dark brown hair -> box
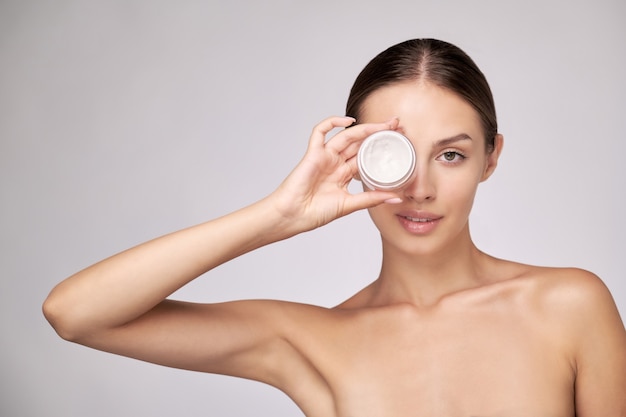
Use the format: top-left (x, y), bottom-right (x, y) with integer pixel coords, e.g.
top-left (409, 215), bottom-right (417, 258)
top-left (346, 39), bottom-right (497, 152)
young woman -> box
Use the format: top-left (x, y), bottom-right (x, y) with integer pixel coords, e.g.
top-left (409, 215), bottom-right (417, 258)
top-left (43, 39), bottom-right (626, 417)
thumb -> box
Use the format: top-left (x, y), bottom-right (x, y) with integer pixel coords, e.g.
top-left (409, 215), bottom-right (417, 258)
top-left (342, 191), bottom-right (403, 215)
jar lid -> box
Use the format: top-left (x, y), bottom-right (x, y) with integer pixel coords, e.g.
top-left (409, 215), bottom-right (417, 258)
top-left (357, 130), bottom-right (416, 190)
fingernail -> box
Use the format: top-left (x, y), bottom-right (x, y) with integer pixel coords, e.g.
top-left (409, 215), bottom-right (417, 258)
top-left (384, 197), bottom-right (403, 204)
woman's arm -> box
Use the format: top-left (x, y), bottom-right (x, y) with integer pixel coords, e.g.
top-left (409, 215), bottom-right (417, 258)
top-left (569, 270), bottom-right (626, 416)
top-left (42, 116), bottom-right (401, 382)
top-left (43, 198), bottom-right (295, 342)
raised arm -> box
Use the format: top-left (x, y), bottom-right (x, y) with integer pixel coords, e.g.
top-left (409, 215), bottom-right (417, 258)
top-left (42, 116), bottom-right (401, 382)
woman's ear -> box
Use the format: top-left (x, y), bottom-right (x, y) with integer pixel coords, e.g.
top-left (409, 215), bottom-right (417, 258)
top-left (481, 134), bottom-right (504, 182)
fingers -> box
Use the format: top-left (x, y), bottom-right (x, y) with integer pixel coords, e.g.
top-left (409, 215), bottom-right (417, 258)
top-left (308, 116), bottom-right (356, 149)
top-left (308, 116), bottom-right (399, 154)
top-left (334, 118), bottom-right (400, 166)
top-left (337, 137), bottom-right (363, 161)
top-left (342, 190), bottom-right (403, 215)
top-left (323, 117), bottom-right (400, 156)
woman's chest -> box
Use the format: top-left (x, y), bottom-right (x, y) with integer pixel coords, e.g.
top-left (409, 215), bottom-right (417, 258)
top-left (307, 305), bottom-right (575, 417)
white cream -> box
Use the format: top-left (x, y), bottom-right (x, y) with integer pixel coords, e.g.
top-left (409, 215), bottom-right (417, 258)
top-left (357, 130), bottom-right (416, 190)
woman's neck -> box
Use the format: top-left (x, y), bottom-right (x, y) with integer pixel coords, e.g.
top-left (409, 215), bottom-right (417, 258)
top-left (370, 232), bottom-right (495, 308)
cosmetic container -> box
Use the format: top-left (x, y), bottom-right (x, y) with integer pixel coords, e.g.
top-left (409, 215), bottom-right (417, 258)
top-left (357, 130), bottom-right (416, 190)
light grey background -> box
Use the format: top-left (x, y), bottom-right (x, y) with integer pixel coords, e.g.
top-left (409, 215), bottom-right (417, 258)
top-left (1, 1), bottom-right (624, 416)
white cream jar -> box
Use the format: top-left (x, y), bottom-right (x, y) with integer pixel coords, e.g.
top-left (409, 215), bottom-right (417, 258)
top-left (357, 130), bottom-right (416, 190)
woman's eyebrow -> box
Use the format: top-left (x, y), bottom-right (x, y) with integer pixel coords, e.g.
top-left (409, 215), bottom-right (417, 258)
top-left (433, 133), bottom-right (472, 148)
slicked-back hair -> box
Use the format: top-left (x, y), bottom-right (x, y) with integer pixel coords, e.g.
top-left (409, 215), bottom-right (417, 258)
top-left (346, 39), bottom-right (497, 152)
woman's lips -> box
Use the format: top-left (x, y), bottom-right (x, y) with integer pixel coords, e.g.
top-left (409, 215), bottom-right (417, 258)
top-left (396, 211), bottom-right (442, 235)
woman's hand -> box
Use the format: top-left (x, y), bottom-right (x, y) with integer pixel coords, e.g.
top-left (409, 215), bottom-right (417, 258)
top-left (41, 116), bottom-right (405, 387)
top-left (42, 117), bottom-right (402, 345)
top-left (268, 116), bottom-right (402, 233)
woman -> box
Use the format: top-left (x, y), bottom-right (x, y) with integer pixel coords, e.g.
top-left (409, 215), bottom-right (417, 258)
top-left (43, 39), bottom-right (626, 416)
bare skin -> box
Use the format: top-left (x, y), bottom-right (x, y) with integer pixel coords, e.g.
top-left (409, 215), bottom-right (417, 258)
top-left (43, 82), bottom-right (626, 417)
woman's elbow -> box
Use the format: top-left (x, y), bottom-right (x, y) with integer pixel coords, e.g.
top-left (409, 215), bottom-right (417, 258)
top-left (42, 287), bottom-right (87, 342)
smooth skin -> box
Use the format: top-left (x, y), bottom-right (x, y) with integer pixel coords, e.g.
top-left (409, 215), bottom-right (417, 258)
top-left (43, 81), bottom-right (626, 417)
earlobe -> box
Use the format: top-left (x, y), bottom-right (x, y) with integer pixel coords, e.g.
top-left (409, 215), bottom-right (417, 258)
top-left (481, 134), bottom-right (504, 182)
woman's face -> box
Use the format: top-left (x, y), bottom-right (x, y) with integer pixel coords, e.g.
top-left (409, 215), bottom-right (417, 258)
top-left (359, 81), bottom-right (501, 256)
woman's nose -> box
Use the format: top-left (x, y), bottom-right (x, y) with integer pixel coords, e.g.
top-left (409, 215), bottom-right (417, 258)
top-left (403, 167), bottom-right (435, 202)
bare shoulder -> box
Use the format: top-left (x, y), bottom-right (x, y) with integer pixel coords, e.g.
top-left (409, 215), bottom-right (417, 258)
top-left (532, 264), bottom-right (625, 337)
top-left (514, 264), bottom-right (620, 319)
top-left (524, 263), bottom-right (626, 414)
top-left (480, 261), bottom-right (626, 414)
top-left (495, 262), bottom-right (622, 330)
top-left (513, 265), bottom-right (626, 415)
